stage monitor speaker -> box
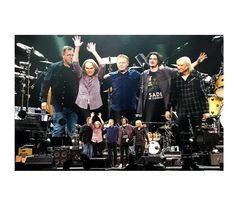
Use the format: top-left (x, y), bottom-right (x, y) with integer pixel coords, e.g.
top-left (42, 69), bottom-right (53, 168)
top-left (81, 156), bottom-right (109, 170)
top-left (136, 155), bottom-right (165, 170)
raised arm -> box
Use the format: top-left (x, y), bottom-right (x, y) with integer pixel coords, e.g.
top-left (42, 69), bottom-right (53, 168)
top-left (72, 35), bottom-right (83, 62)
top-left (192, 52), bottom-right (207, 68)
top-left (88, 112), bottom-right (95, 129)
top-left (72, 36), bottom-right (84, 77)
top-left (97, 112), bottom-right (104, 125)
top-left (86, 42), bottom-right (103, 65)
top-left (103, 73), bottom-right (111, 80)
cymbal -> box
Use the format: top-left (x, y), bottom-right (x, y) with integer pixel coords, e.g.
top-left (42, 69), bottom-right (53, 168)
top-left (40, 60), bottom-right (53, 64)
top-left (16, 42), bottom-right (45, 58)
top-left (15, 72), bottom-right (35, 80)
top-left (15, 64), bottom-right (23, 70)
top-left (159, 124), bottom-right (171, 130)
top-left (102, 57), bottom-right (117, 64)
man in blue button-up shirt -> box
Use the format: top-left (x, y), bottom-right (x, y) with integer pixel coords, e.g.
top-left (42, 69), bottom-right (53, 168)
top-left (104, 54), bottom-right (140, 124)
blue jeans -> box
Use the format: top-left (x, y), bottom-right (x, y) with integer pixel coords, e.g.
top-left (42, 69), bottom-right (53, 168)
top-left (52, 106), bottom-right (78, 138)
top-left (82, 142), bottom-right (93, 158)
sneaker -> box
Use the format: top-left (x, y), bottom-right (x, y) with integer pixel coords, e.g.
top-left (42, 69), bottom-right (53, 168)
top-left (118, 164), bottom-right (122, 169)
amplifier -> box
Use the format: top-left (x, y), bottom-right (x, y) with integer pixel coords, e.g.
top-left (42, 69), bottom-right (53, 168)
top-left (15, 118), bottom-right (46, 131)
top-left (15, 154), bottom-right (53, 170)
top-left (25, 154), bottom-right (53, 165)
top-left (18, 147), bottom-right (33, 156)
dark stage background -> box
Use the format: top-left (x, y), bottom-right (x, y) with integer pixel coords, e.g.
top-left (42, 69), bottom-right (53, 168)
top-left (14, 35), bottom-right (223, 114)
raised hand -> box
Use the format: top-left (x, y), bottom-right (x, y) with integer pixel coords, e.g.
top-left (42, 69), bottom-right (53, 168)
top-left (165, 111), bottom-right (171, 121)
top-left (86, 42), bottom-right (96, 53)
top-left (72, 35), bottom-right (83, 47)
top-left (90, 112), bottom-right (95, 117)
top-left (98, 112), bottom-right (102, 118)
top-left (198, 52), bottom-right (207, 63)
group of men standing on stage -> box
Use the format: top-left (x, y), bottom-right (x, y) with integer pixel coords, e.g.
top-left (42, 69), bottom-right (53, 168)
top-left (39, 35), bottom-right (209, 168)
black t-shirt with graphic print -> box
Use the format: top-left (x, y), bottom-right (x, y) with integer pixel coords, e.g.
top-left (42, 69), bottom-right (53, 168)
top-left (144, 71), bottom-right (166, 123)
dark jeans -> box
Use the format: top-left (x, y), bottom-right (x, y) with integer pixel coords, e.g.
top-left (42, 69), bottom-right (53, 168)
top-left (135, 144), bottom-right (145, 162)
top-left (52, 106), bottom-right (78, 138)
top-left (120, 142), bottom-right (129, 166)
top-left (177, 115), bottom-right (202, 170)
top-left (177, 115), bottom-right (202, 151)
top-left (82, 142), bottom-right (93, 158)
top-left (107, 142), bottom-right (117, 167)
top-left (92, 142), bottom-right (103, 157)
top-left (112, 109), bottom-right (136, 124)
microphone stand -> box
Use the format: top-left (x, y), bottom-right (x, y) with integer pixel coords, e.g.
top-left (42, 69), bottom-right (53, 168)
top-left (107, 57), bottom-right (113, 119)
top-left (135, 53), bottom-right (149, 120)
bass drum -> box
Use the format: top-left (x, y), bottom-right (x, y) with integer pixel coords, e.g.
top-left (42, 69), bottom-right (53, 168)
top-left (215, 74), bottom-right (224, 99)
top-left (208, 95), bottom-right (223, 116)
top-left (148, 141), bottom-right (161, 155)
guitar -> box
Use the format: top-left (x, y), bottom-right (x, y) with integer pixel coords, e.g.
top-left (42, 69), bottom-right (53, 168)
top-left (46, 87), bottom-right (53, 117)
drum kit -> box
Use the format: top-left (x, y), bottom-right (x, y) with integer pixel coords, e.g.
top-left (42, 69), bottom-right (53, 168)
top-left (146, 131), bottom-right (161, 154)
top-left (206, 66), bottom-right (224, 131)
top-left (144, 123), bottom-right (176, 155)
top-left (15, 42), bottom-right (53, 119)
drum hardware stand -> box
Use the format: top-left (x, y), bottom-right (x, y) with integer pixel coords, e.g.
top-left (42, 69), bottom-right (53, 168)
top-left (29, 59), bottom-right (49, 90)
top-left (161, 123), bottom-right (175, 154)
top-left (16, 43), bottom-right (45, 119)
top-left (18, 58), bottom-right (34, 119)
top-left (216, 103), bottom-right (224, 138)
